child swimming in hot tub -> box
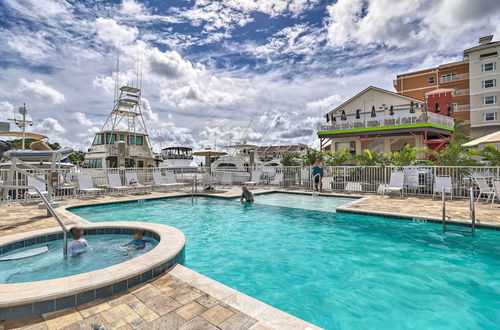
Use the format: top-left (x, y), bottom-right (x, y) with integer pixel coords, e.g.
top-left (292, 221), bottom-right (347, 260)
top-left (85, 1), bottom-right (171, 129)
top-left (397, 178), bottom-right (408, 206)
top-left (67, 226), bottom-right (89, 257)
top-left (124, 229), bottom-right (148, 250)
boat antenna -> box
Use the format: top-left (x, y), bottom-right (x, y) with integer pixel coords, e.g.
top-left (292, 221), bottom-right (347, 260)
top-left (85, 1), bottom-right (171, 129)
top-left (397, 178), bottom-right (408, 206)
top-left (114, 40), bottom-right (120, 102)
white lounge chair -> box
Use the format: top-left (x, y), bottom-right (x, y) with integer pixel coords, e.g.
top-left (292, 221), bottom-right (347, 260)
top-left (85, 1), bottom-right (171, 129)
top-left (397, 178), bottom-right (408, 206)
top-left (269, 173), bottom-right (284, 187)
top-left (125, 171), bottom-right (151, 192)
top-left (220, 172), bottom-right (233, 186)
top-left (164, 171), bottom-right (188, 191)
top-left (107, 173), bottom-right (133, 195)
top-left (77, 173), bottom-right (105, 197)
top-left (26, 175), bottom-right (48, 202)
top-left (202, 172), bottom-right (218, 190)
top-left (152, 171), bottom-right (171, 191)
top-left (345, 182), bottom-right (362, 192)
top-left (244, 171), bottom-right (263, 187)
top-left (433, 176), bottom-right (453, 200)
top-left (474, 178), bottom-right (495, 203)
top-left (491, 180), bottom-right (500, 206)
top-left (383, 172), bottom-right (405, 197)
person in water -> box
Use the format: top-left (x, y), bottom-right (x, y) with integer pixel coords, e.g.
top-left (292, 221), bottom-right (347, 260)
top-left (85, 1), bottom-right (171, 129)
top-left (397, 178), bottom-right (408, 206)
top-left (67, 226), bottom-right (88, 257)
top-left (312, 158), bottom-right (324, 192)
top-left (240, 185), bottom-right (254, 203)
top-left (125, 229), bottom-right (148, 250)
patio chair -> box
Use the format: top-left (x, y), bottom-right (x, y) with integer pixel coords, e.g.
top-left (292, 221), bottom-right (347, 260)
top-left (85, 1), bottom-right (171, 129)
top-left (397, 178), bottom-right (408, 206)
top-left (345, 182), bottom-right (362, 193)
top-left (125, 171), bottom-right (152, 193)
top-left (164, 171), bottom-right (188, 191)
top-left (77, 173), bottom-right (105, 198)
top-left (26, 175), bottom-right (48, 202)
top-left (152, 171), bottom-right (171, 191)
top-left (220, 172), bottom-right (233, 186)
top-left (491, 180), bottom-right (500, 207)
top-left (107, 173), bottom-right (133, 195)
top-left (244, 171), bottom-right (263, 187)
top-left (269, 173), bottom-right (284, 187)
top-left (433, 176), bottom-right (453, 200)
top-left (474, 178), bottom-right (495, 203)
top-left (202, 172), bottom-right (218, 189)
top-left (383, 172), bottom-right (405, 197)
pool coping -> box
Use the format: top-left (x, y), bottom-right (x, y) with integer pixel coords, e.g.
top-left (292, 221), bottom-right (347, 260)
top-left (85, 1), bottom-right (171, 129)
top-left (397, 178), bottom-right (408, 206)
top-left (0, 222), bottom-right (185, 319)
top-left (169, 264), bottom-right (322, 330)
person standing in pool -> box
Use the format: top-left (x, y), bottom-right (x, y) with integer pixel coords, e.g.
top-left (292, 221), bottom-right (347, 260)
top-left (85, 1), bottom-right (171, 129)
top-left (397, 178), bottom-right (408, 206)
top-left (312, 158), bottom-right (324, 192)
top-left (124, 229), bottom-right (148, 250)
top-left (240, 186), bottom-right (254, 203)
top-left (67, 226), bottom-right (89, 257)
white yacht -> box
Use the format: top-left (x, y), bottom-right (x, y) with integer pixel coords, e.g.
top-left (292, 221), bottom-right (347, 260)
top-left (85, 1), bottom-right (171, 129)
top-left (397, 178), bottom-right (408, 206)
top-left (211, 143), bottom-right (261, 183)
top-left (83, 86), bottom-right (156, 169)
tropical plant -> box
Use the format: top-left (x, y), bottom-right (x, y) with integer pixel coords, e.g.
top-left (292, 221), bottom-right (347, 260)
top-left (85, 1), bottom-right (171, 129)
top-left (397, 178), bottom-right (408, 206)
top-left (68, 151), bottom-right (86, 166)
top-left (323, 148), bottom-right (353, 166)
top-left (469, 144), bottom-right (500, 166)
top-left (431, 122), bottom-right (477, 166)
top-left (355, 149), bottom-right (388, 166)
top-left (301, 148), bottom-right (324, 166)
top-left (281, 152), bottom-right (302, 166)
top-left (389, 145), bottom-right (430, 166)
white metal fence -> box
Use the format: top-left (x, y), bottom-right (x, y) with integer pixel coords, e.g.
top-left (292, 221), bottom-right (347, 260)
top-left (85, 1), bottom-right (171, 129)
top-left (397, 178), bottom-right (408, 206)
top-left (1, 165), bottom-right (499, 201)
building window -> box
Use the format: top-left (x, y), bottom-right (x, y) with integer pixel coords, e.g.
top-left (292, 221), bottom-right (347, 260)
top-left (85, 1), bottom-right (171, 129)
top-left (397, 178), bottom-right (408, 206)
top-left (482, 62), bottom-right (496, 72)
top-left (440, 73), bottom-right (457, 83)
top-left (483, 112), bottom-right (497, 122)
top-left (452, 103), bottom-right (458, 111)
top-left (480, 52), bottom-right (498, 59)
top-left (428, 76), bottom-right (435, 84)
top-left (483, 96), bottom-right (497, 104)
top-left (483, 79), bottom-right (496, 88)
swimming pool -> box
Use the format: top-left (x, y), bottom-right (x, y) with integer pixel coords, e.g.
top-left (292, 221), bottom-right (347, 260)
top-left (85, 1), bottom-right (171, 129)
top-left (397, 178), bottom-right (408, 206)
top-left (0, 234), bottom-right (157, 284)
top-left (247, 192), bottom-right (355, 212)
top-left (71, 195), bottom-right (500, 330)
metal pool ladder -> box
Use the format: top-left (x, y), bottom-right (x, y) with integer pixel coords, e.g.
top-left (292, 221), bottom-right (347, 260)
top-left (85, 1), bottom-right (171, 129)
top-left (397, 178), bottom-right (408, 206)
top-left (0, 184), bottom-right (69, 257)
top-left (442, 187), bottom-right (476, 235)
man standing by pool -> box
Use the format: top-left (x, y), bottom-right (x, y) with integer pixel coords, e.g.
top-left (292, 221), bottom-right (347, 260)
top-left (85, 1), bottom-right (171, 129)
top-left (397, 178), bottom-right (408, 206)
top-left (240, 186), bottom-right (254, 203)
top-left (312, 158), bottom-right (324, 192)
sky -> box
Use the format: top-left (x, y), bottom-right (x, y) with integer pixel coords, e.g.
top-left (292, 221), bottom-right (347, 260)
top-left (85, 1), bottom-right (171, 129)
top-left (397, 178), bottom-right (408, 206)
top-left (0, 0), bottom-right (499, 153)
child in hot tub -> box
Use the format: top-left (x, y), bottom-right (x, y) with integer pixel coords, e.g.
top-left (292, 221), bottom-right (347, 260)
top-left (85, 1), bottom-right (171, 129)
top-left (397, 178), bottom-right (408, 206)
top-left (67, 226), bottom-right (89, 257)
top-left (124, 229), bottom-right (148, 250)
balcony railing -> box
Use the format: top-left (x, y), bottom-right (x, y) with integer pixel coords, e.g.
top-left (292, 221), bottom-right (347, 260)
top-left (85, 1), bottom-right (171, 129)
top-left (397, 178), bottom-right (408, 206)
top-left (440, 73), bottom-right (469, 83)
top-left (318, 112), bottom-right (454, 133)
top-left (455, 88), bottom-right (470, 96)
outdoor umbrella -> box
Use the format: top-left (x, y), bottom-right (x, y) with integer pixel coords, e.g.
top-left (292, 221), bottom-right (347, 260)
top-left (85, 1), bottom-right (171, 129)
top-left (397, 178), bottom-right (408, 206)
top-left (371, 106), bottom-right (376, 117)
top-left (462, 131), bottom-right (500, 147)
top-left (193, 149), bottom-right (227, 172)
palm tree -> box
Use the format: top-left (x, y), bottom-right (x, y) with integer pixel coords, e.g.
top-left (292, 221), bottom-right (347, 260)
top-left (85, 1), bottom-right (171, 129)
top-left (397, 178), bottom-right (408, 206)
top-left (324, 148), bottom-right (353, 166)
top-left (355, 149), bottom-right (388, 166)
top-left (469, 144), bottom-right (500, 166)
top-left (302, 148), bottom-right (324, 166)
top-left (389, 145), bottom-right (430, 166)
top-left (281, 152), bottom-right (302, 166)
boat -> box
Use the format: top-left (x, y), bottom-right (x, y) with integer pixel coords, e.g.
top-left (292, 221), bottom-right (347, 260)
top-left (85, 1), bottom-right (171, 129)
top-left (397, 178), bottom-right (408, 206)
top-left (211, 143), bottom-right (262, 183)
top-left (159, 146), bottom-right (198, 169)
top-left (83, 86), bottom-right (156, 169)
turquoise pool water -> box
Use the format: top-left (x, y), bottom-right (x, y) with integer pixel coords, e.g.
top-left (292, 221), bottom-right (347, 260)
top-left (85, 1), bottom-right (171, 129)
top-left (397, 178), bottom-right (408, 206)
top-left (251, 192), bottom-right (354, 212)
top-left (71, 196), bottom-right (500, 330)
top-left (0, 235), bottom-right (156, 284)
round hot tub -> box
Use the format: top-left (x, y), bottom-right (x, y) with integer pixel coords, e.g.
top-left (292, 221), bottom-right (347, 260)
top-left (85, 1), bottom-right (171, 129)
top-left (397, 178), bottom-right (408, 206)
top-left (0, 222), bottom-right (185, 321)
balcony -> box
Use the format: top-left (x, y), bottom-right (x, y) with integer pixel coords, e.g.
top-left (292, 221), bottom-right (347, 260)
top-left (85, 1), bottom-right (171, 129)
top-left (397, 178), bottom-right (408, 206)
top-left (455, 104), bottom-right (470, 111)
top-left (440, 73), bottom-right (469, 83)
top-left (455, 88), bottom-right (470, 96)
top-left (317, 112), bottom-right (455, 135)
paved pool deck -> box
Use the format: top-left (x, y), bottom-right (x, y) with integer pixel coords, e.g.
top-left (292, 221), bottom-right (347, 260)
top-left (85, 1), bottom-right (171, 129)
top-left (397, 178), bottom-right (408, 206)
top-left (1, 187), bottom-right (499, 329)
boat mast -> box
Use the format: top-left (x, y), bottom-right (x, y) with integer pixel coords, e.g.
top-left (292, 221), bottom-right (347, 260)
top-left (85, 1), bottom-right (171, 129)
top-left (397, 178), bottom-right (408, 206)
top-left (7, 103), bottom-right (32, 150)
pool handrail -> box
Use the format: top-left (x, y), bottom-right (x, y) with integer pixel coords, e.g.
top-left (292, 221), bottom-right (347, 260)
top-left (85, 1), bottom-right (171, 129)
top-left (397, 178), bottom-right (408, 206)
top-left (0, 184), bottom-right (68, 257)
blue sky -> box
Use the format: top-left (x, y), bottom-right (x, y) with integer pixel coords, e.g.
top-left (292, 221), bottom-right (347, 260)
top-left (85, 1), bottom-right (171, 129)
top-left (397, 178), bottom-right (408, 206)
top-left (0, 0), bottom-right (499, 151)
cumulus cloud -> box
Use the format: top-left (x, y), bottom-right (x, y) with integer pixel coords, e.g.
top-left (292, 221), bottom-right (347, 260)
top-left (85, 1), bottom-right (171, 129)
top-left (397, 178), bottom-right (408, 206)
top-left (34, 117), bottom-right (66, 134)
top-left (17, 79), bottom-right (65, 104)
top-left (94, 18), bottom-right (139, 45)
top-left (73, 112), bottom-right (93, 126)
top-left (325, 0), bottom-right (500, 50)
top-left (0, 101), bottom-right (14, 120)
